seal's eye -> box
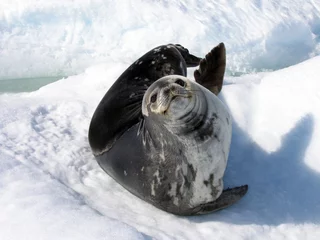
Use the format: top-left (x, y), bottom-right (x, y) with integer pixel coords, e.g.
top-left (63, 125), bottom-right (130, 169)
top-left (175, 79), bottom-right (186, 87)
top-left (150, 93), bottom-right (157, 103)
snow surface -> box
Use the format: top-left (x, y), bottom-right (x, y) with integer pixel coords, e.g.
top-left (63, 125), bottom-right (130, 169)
top-left (1, 0), bottom-right (320, 79)
top-left (1, 0), bottom-right (320, 239)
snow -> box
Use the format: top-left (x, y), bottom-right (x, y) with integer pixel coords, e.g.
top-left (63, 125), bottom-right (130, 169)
top-left (1, 0), bottom-right (320, 79)
top-left (1, 0), bottom-right (320, 239)
top-left (0, 153), bottom-right (145, 240)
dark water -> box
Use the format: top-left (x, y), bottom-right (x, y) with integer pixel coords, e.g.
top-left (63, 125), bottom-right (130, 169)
top-left (0, 76), bottom-right (64, 93)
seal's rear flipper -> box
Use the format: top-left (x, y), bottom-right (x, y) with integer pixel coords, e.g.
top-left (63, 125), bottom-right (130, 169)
top-left (190, 185), bottom-right (248, 215)
top-left (194, 42), bottom-right (226, 95)
top-left (174, 44), bottom-right (202, 67)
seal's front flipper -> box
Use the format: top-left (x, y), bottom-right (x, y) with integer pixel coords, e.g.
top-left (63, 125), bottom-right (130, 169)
top-left (174, 44), bottom-right (202, 67)
top-left (191, 185), bottom-right (248, 215)
top-left (194, 42), bottom-right (226, 95)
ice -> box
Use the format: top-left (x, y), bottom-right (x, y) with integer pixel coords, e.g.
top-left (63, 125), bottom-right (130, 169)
top-left (1, 55), bottom-right (320, 239)
top-left (1, 0), bottom-right (320, 239)
top-left (1, 0), bottom-right (320, 80)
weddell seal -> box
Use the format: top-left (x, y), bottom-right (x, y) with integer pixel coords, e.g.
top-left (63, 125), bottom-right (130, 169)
top-left (88, 43), bottom-right (248, 215)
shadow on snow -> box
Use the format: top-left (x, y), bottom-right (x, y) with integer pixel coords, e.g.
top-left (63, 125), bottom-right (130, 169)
top-left (190, 113), bottom-right (319, 225)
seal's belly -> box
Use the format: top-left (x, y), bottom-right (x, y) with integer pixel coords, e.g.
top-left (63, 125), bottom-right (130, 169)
top-left (184, 93), bottom-right (232, 206)
top-left (187, 136), bottom-right (230, 206)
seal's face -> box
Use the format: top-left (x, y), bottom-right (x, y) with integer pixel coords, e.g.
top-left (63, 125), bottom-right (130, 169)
top-left (142, 76), bottom-right (208, 133)
top-left (142, 76), bottom-right (191, 116)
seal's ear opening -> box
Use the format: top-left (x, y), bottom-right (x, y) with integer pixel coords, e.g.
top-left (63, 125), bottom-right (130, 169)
top-left (194, 42), bottom-right (226, 96)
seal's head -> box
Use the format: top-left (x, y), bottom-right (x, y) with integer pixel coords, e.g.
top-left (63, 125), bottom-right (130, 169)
top-left (142, 75), bottom-right (208, 134)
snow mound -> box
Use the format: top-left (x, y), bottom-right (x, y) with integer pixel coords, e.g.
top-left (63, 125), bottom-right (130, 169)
top-left (0, 0), bottom-right (319, 79)
top-left (1, 55), bottom-right (320, 239)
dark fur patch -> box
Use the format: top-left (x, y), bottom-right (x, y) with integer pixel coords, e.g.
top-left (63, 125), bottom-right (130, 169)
top-left (184, 175), bottom-right (191, 189)
top-left (176, 183), bottom-right (182, 197)
top-left (188, 164), bottom-right (197, 180)
top-left (214, 134), bottom-right (220, 142)
top-left (209, 174), bottom-right (214, 184)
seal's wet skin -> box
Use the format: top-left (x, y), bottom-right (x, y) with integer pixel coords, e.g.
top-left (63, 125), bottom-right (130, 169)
top-left (88, 43), bottom-right (248, 215)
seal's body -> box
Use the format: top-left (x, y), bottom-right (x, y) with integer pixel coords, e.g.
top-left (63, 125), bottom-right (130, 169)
top-left (89, 43), bottom-right (248, 215)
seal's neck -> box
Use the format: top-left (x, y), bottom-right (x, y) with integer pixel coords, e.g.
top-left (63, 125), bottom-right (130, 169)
top-left (164, 92), bottom-right (209, 137)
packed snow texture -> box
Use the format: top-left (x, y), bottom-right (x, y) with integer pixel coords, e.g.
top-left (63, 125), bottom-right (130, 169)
top-left (0, 0), bottom-right (320, 79)
top-left (1, 0), bottom-right (320, 240)
top-left (0, 153), bottom-right (145, 240)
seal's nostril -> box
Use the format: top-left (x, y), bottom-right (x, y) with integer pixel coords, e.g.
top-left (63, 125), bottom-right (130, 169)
top-left (164, 88), bottom-right (171, 95)
top-left (170, 85), bottom-right (177, 92)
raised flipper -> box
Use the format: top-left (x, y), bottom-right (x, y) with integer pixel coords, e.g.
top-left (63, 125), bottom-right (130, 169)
top-left (174, 44), bottom-right (202, 67)
top-left (188, 185), bottom-right (248, 215)
top-left (194, 43), bottom-right (226, 95)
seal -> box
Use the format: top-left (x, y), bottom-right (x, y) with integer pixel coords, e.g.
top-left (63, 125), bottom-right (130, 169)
top-left (88, 43), bottom-right (248, 215)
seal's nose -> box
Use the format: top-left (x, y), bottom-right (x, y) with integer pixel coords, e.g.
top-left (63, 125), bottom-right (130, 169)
top-left (163, 87), bottom-right (171, 96)
top-left (170, 84), bottom-right (190, 97)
